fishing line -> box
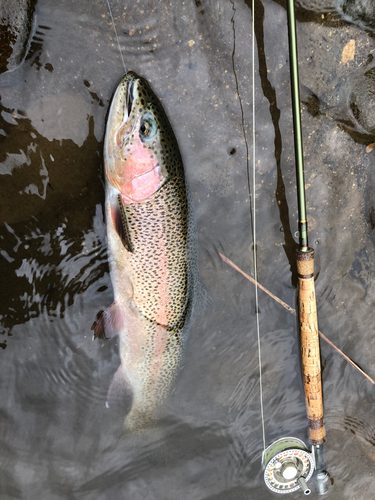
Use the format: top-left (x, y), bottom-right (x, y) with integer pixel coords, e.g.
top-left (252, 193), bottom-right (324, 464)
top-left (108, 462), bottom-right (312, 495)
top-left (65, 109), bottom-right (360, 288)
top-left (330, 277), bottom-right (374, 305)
top-left (230, 0), bottom-right (265, 452)
top-left (105, 0), bottom-right (127, 74)
top-left (251, 0), bottom-right (266, 454)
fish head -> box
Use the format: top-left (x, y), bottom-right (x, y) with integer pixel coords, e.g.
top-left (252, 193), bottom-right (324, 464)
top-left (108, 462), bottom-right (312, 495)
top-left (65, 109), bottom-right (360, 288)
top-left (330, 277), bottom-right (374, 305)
top-left (104, 71), bottom-right (180, 204)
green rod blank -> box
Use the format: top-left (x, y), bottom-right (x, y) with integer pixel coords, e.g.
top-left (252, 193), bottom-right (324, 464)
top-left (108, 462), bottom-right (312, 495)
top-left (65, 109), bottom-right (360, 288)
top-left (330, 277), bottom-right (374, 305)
top-left (286, 0), bottom-right (308, 250)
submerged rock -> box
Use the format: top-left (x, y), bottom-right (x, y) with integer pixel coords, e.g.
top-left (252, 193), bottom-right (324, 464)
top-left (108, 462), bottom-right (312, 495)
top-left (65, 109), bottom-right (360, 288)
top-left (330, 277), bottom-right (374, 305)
top-left (296, 0), bottom-right (375, 31)
top-left (302, 59), bottom-right (375, 143)
top-left (296, 0), bottom-right (337, 12)
top-left (341, 0), bottom-right (375, 31)
top-left (0, 0), bottom-right (37, 73)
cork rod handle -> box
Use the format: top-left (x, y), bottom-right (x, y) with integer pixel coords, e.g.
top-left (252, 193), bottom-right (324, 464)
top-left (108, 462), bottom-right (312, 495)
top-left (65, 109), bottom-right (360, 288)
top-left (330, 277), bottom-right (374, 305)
top-left (296, 248), bottom-right (326, 445)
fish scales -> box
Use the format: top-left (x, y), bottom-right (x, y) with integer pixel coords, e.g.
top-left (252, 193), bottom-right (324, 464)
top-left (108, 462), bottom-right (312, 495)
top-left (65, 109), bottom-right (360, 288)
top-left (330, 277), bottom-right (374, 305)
top-left (125, 176), bottom-right (190, 327)
top-left (95, 71), bottom-right (206, 432)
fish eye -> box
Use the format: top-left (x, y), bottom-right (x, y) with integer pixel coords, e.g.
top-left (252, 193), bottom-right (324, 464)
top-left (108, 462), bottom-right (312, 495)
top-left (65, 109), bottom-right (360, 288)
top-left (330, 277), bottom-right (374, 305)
top-left (140, 121), bottom-right (150, 136)
top-left (139, 116), bottom-right (156, 139)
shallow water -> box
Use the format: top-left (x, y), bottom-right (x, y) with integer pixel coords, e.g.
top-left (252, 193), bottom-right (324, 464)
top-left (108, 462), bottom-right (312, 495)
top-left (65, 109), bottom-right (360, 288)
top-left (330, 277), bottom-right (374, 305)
top-left (1, 0), bottom-right (375, 498)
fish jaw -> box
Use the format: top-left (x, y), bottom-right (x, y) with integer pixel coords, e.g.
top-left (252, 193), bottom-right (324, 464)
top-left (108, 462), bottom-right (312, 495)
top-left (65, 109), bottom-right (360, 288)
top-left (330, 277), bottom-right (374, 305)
top-left (104, 72), bottom-right (168, 204)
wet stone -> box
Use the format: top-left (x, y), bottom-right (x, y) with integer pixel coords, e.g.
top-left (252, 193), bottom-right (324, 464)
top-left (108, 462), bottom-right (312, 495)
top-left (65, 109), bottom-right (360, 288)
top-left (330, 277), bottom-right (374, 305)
top-left (0, 0), bottom-right (36, 73)
top-left (341, 0), bottom-right (375, 31)
top-left (309, 61), bottom-right (375, 143)
top-left (295, 0), bottom-right (375, 31)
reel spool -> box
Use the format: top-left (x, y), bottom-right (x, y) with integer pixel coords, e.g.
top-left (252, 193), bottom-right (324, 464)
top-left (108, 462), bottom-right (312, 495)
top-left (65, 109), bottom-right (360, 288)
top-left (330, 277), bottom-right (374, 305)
top-left (262, 437), bottom-right (315, 495)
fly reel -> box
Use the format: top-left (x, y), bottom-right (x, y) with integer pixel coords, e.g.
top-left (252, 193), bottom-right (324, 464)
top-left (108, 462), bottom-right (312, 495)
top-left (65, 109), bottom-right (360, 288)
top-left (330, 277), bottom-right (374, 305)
top-left (262, 437), bottom-right (315, 495)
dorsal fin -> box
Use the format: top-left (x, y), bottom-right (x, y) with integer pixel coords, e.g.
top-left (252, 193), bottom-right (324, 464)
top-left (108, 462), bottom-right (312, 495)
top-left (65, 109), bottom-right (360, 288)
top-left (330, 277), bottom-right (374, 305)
top-left (111, 194), bottom-right (134, 252)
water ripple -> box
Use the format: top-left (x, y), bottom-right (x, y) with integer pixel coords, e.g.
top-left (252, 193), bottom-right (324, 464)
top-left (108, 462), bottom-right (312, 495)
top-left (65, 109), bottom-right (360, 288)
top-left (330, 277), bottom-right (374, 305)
top-left (0, 204), bottom-right (107, 336)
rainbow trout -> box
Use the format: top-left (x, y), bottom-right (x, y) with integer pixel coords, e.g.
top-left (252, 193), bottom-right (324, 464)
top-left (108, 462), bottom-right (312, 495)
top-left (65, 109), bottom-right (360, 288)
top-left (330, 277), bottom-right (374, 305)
top-left (94, 71), bottom-right (206, 432)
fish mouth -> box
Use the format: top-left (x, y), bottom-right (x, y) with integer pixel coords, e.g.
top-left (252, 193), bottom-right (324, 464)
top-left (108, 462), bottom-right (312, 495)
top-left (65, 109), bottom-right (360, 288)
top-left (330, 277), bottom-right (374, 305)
top-left (125, 75), bottom-right (136, 121)
top-left (121, 71), bottom-right (140, 122)
top-left (105, 72), bottom-right (139, 157)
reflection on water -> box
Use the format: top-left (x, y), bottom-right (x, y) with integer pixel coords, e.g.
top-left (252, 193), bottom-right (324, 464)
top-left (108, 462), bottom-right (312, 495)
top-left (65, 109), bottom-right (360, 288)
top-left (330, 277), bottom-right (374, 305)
top-left (1, 0), bottom-right (375, 498)
top-left (0, 100), bottom-right (106, 336)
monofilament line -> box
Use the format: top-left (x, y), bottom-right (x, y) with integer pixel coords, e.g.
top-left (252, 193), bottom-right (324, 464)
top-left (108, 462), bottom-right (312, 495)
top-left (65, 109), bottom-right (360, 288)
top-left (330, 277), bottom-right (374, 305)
top-left (105, 0), bottom-right (127, 74)
top-left (252, 0), bottom-right (266, 453)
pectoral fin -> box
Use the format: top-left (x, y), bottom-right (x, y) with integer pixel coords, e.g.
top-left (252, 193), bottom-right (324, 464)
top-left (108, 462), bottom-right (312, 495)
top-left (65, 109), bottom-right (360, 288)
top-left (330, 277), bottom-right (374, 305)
top-left (111, 194), bottom-right (134, 252)
top-left (93, 302), bottom-right (125, 340)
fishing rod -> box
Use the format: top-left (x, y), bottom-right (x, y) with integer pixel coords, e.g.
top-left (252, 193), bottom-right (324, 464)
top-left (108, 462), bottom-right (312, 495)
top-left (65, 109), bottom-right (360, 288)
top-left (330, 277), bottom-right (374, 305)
top-left (261, 0), bottom-right (329, 495)
top-left (287, 0), bottom-right (329, 493)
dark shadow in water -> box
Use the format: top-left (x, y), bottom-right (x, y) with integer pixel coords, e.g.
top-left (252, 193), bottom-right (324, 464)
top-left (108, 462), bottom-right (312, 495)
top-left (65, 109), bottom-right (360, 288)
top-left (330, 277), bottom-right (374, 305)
top-left (272, 0), bottom-right (342, 24)
top-left (245, 0), bottom-right (299, 286)
top-left (25, 24), bottom-right (52, 72)
top-left (0, 99), bottom-right (107, 342)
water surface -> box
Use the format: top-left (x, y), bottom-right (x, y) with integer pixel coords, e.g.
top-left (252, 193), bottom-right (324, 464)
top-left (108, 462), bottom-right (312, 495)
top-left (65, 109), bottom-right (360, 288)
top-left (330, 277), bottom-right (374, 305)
top-left (1, 0), bottom-right (375, 498)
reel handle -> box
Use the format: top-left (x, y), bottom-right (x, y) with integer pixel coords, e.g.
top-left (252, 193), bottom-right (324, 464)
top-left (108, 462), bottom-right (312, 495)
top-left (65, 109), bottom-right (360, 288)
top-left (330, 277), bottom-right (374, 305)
top-left (297, 476), bottom-right (311, 495)
top-left (296, 248), bottom-right (325, 445)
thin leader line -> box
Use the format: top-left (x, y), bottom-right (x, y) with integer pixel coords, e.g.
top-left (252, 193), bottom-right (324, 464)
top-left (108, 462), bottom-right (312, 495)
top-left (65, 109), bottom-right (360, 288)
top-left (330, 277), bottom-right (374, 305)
top-left (252, 0), bottom-right (266, 453)
top-left (105, 0), bottom-right (127, 74)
